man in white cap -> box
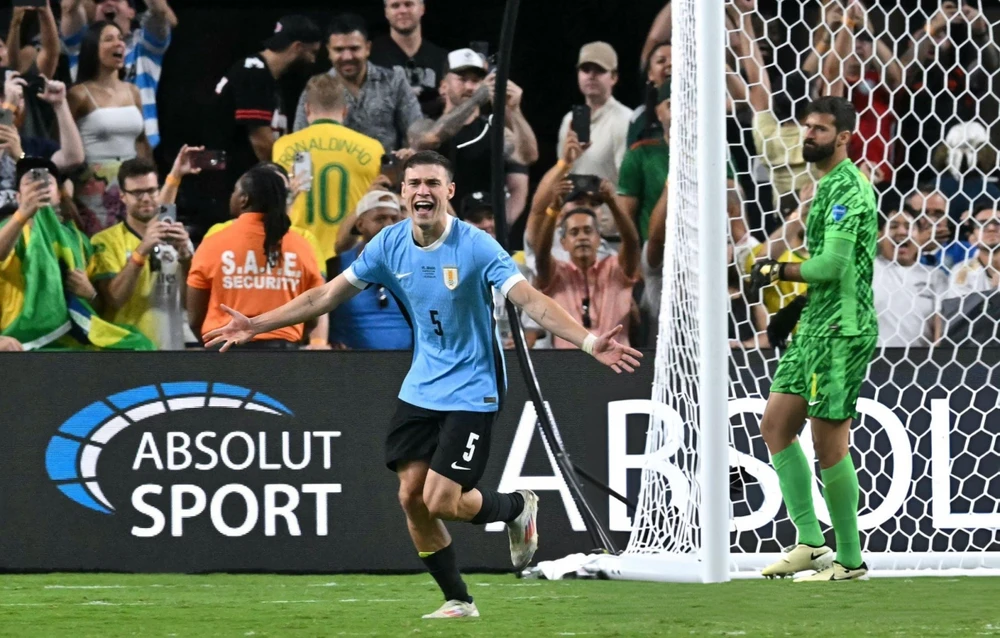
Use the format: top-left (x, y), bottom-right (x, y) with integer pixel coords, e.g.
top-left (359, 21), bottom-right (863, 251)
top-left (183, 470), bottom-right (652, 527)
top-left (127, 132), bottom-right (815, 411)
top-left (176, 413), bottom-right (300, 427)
top-left (407, 48), bottom-right (536, 215)
top-left (327, 190), bottom-right (412, 350)
top-left (557, 42), bottom-right (633, 190)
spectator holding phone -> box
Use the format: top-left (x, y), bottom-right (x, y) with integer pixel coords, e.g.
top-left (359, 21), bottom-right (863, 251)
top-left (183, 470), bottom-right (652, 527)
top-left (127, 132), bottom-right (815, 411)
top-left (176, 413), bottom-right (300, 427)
top-left (0, 157), bottom-right (153, 350)
top-left (90, 157), bottom-right (192, 350)
top-left (556, 42), bottom-right (632, 190)
top-left (274, 73), bottom-right (383, 265)
top-left (6, 2), bottom-right (60, 80)
top-left (61, 0), bottom-right (178, 150)
top-left (533, 177), bottom-right (640, 349)
top-left (186, 165), bottom-right (325, 349)
top-left (68, 20), bottom-right (151, 234)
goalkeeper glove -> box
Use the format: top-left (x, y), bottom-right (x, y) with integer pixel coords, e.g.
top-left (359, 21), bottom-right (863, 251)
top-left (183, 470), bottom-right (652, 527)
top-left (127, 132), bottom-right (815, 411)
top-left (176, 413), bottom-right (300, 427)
top-left (747, 259), bottom-right (784, 300)
top-left (766, 295), bottom-right (808, 350)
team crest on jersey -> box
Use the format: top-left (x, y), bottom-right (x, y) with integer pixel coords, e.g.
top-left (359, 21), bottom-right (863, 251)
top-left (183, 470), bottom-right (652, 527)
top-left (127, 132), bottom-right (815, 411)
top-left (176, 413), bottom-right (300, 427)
top-left (443, 266), bottom-right (459, 290)
top-left (831, 204), bottom-right (847, 222)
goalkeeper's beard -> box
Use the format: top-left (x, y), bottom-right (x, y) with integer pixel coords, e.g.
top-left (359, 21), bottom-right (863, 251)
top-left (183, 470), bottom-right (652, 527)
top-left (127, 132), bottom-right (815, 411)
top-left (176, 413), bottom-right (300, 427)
top-left (802, 139), bottom-right (836, 163)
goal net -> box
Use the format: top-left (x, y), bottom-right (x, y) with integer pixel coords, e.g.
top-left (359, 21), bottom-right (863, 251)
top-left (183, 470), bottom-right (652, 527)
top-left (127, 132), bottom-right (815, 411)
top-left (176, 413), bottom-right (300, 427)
top-left (597, 0), bottom-right (1000, 581)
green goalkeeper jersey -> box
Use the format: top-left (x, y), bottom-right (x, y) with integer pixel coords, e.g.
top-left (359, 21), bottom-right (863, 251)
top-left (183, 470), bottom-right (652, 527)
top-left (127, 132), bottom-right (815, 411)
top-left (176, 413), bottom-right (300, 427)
top-left (797, 158), bottom-right (879, 338)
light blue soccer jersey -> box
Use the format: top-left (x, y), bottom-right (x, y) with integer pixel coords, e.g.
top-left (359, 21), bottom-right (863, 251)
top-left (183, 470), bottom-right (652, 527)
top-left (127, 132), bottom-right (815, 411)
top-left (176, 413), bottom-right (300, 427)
top-left (345, 216), bottom-right (526, 412)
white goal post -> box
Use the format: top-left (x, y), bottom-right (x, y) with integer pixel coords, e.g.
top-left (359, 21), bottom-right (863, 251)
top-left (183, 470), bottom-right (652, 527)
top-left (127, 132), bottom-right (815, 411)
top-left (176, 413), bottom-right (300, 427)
top-left (593, 0), bottom-right (1000, 581)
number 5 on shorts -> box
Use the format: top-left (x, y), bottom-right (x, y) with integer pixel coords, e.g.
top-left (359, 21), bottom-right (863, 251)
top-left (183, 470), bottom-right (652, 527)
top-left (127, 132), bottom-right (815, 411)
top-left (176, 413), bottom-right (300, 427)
top-left (463, 433), bottom-right (480, 462)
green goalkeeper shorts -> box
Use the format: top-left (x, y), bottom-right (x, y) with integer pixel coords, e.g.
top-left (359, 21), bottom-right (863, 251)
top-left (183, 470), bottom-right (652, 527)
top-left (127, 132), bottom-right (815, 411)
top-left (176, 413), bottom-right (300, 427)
top-left (770, 335), bottom-right (878, 421)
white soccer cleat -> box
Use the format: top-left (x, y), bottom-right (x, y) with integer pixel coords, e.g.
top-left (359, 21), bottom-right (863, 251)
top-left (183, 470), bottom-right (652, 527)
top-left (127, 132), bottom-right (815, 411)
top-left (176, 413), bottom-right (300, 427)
top-left (761, 544), bottom-right (834, 579)
top-left (421, 599), bottom-right (480, 619)
top-left (507, 489), bottom-right (539, 571)
top-left (794, 561), bottom-right (869, 582)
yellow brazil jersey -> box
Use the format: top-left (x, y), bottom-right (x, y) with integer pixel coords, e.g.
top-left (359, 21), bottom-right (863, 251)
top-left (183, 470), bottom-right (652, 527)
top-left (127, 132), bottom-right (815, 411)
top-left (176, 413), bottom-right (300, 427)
top-left (745, 243), bottom-right (809, 316)
top-left (272, 119), bottom-right (384, 261)
top-left (204, 221), bottom-right (327, 279)
top-left (90, 222), bottom-right (161, 344)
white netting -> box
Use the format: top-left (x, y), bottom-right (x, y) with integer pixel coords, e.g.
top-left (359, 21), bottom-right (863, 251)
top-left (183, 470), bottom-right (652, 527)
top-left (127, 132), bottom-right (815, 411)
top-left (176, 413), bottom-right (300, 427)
top-left (624, 0), bottom-right (703, 558)
top-left (622, 0), bottom-right (1000, 577)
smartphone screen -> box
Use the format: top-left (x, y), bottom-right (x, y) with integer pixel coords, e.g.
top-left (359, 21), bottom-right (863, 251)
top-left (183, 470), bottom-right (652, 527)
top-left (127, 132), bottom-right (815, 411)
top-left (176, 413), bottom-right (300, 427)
top-left (571, 105), bottom-right (591, 145)
top-left (190, 150), bottom-right (227, 171)
top-left (0, 109), bottom-right (14, 128)
top-left (293, 152), bottom-right (313, 192)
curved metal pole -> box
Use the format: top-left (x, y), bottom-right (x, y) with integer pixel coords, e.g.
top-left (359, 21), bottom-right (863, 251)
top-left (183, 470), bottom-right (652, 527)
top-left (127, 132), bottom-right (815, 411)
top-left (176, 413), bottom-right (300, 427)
top-left (489, 0), bottom-right (617, 554)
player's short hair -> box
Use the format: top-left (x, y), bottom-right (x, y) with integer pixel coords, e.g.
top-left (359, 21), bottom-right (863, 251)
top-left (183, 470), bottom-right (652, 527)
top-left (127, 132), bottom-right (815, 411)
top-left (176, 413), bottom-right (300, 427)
top-left (304, 73), bottom-right (347, 113)
top-left (804, 96), bottom-right (857, 134)
top-left (327, 13), bottom-right (369, 40)
top-left (559, 207), bottom-right (598, 233)
top-left (118, 157), bottom-right (159, 189)
top-left (403, 151), bottom-right (454, 182)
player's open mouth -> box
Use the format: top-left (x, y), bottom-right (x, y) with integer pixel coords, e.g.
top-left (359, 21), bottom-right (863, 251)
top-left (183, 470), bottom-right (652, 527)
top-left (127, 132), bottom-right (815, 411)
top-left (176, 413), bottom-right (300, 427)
top-left (413, 202), bottom-right (434, 212)
top-left (104, 11), bottom-right (117, 21)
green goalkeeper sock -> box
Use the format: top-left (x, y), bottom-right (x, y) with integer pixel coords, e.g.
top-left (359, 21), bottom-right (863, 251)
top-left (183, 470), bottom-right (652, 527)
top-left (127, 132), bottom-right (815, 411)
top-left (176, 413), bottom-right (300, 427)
top-left (821, 454), bottom-right (863, 569)
top-left (772, 441), bottom-right (825, 547)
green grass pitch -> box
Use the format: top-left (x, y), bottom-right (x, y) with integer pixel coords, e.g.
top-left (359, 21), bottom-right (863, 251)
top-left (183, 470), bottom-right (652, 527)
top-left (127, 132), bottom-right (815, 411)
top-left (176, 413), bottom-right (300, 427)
top-left (1, 573), bottom-right (998, 637)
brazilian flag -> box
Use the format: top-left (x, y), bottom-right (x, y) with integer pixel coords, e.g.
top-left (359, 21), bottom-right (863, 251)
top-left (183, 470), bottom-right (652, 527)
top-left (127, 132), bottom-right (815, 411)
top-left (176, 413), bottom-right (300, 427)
top-left (0, 206), bottom-right (154, 351)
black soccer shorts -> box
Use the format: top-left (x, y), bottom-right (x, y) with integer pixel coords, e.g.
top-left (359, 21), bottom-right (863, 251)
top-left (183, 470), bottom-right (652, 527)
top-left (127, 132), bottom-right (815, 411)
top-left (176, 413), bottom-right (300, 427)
top-left (384, 400), bottom-right (496, 491)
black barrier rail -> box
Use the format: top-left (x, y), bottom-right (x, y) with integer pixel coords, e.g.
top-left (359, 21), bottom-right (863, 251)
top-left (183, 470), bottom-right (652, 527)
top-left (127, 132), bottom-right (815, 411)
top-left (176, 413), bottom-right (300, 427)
top-left (1, 349), bottom-right (998, 573)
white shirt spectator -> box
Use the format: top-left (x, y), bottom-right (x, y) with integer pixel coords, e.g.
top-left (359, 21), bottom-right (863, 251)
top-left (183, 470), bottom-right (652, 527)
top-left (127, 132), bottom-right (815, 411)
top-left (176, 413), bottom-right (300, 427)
top-left (873, 256), bottom-right (947, 347)
top-left (557, 96), bottom-right (633, 187)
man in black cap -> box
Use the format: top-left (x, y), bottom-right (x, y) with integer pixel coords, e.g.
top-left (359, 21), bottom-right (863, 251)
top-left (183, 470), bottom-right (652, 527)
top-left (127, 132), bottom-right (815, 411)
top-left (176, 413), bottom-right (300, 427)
top-left (204, 15), bottom-right (322, 232)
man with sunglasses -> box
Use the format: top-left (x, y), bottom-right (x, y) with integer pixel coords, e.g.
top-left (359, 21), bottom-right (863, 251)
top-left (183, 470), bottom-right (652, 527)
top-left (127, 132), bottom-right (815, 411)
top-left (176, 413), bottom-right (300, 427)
top-left (533, 177), bottom-right (640, 349)
top-left (90, 156), bottom-right (193, 349)
top-left (327, 189), bottom-right (411, 350)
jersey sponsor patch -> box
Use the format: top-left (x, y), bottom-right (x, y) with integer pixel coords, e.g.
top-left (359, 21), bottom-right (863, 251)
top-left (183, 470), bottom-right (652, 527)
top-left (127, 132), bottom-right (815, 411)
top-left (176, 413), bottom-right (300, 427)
top-left (496, 250), bottom-right (513, 266)
top-left (831, 204), bottom-right (847, 222)
top-left (443, 266), bottom-right (459, 290)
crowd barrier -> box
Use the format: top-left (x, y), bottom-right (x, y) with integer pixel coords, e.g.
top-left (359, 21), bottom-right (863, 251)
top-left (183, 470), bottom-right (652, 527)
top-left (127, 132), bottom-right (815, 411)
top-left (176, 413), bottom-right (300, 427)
top-left (0, 349), bottom-right (996, 572)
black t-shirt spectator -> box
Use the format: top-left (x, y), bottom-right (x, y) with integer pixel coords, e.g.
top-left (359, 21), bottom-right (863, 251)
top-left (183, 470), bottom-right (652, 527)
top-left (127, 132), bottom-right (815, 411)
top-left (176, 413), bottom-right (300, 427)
top-left (208, 54), bottom-right (287, 194)
top-left (369, 35), bottom-right (448, 119)
top-left (438, 115), bottom-right (517, 208)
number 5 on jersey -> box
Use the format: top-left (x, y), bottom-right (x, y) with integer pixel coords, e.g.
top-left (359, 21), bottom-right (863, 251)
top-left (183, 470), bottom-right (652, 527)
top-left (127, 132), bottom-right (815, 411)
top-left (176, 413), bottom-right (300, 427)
top-left (430, 310), bottom-right (444, 337)
top-left (463, 433), bottom-right (480, 462)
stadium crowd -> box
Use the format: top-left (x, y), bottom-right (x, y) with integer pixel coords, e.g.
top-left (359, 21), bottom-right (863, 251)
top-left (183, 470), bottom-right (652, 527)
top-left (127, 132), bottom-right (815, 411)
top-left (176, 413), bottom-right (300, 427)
top-left (0, 0), bottom-right (998, 353)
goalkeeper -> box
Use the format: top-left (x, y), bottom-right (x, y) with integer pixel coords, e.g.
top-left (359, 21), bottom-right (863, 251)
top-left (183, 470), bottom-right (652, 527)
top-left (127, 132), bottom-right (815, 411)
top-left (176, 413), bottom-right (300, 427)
top-left (748, 97), bottom-right (878, 582)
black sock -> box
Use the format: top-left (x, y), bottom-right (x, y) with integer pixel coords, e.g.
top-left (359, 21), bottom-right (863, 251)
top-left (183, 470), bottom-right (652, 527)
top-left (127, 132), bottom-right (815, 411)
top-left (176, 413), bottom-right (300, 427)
top-left (470, 490), bottom-right (525, 525)
top-left (420, 544), bottom-right (472, 603)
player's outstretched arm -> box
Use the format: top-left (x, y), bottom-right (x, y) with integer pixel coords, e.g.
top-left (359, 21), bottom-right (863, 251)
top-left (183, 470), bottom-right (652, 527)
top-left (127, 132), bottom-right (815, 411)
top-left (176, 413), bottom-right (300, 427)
top-left (506, 281), bottom-right (643, 374)
top-left (203, 274), bottom-right (362, 352)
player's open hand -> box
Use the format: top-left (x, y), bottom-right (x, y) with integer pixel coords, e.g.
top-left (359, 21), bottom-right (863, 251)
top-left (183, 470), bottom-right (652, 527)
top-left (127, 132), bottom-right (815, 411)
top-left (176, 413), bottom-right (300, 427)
top-left (203, 305), bottom-right (255, 352)
top-left (592, 325), bottom-right (643, 374)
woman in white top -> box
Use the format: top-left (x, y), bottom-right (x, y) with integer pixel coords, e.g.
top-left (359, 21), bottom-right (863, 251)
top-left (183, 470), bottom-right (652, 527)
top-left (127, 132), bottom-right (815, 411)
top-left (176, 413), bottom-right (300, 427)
top-left (68, 21), bottom-right (149, 235)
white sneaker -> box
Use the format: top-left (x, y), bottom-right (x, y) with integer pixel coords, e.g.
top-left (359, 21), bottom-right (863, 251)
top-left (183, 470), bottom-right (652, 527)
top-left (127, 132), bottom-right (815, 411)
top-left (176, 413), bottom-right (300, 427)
top-left (761, 544), bottom-right (834, 579)
top-left (794, 561), bottom-right (869, 582)
top-left (507, 490), bottom-right (539, 571)
top-left (421, 599), bottom-right (480, 619)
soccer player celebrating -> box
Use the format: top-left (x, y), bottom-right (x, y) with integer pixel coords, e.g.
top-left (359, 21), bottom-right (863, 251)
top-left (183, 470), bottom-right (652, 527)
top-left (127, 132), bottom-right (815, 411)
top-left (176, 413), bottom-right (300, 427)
top-left (205, 151), bottom-right (642, 617)
top-left (748, 97), bottom-right (878, 582)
